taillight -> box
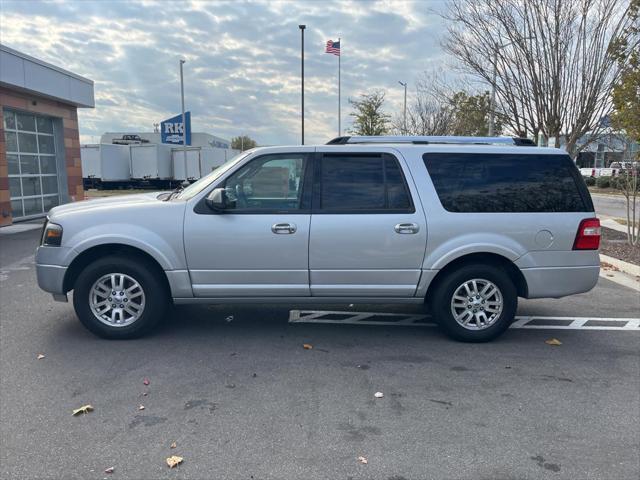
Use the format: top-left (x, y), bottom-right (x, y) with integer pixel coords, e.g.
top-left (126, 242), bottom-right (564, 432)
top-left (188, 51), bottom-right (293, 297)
top-left (573, 218), bottom-right (600, 250)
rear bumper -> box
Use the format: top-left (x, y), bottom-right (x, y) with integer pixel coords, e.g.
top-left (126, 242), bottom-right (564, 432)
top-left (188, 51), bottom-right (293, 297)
top-left (36, 264), bottom-right (67, 296)
top-left (521, 265), bottom-right (599, 299)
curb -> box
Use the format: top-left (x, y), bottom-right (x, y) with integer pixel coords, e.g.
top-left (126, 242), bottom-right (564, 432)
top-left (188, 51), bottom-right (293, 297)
top-left (600, 253), bottom-right (640, 277)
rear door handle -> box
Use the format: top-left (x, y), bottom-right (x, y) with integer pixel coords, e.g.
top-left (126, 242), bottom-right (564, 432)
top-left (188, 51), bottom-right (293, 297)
top-left (272, 223), bottom-right (297, 234)
top-left (394, 223), bottom-right (419, 234)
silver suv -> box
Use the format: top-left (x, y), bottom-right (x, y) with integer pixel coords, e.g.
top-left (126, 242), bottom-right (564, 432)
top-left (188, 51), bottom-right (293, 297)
top-left (36, 136), bottom-right (601, 342)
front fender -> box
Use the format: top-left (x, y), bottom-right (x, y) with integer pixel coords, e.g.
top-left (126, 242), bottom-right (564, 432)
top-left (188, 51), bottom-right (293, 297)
top-left (65, 225), bottom-right (185, 270)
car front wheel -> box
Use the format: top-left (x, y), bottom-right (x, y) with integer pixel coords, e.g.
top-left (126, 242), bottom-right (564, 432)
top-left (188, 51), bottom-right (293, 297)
top-left (430, 263), bottom-right (517, 342)
top-left (73, 255), bottom-right (168, 339)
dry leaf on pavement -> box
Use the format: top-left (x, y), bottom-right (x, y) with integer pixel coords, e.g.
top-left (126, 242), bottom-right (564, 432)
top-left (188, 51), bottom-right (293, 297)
top-left (166, 455), bottom-right (183, 468)
top-left (104, 467), bottom-right (114, 474)
top-left (545, 338), bottom-right (562, 346)
top-left (374, 392), bottom-right (384, 398)
top-left (357, 456), bottom-right (368, 464)
top-left (37, 354), bottom-right (45, 360)
top-left (303, 344), bottom-right (313, 350)
top-left (170, 442), bottom-right (177, 449)
top-left (72, 404), bottom-right (94, 416)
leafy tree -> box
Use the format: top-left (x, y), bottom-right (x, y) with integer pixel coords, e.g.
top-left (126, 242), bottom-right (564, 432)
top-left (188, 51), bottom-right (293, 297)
top-left (449, 91), bottom-right (501, 136)
top-left (611, 0), bottom-right (640, 143)
top-left (349, 90), bottom-right (390, 136)
top-left (231, 135), bottom-right (257, 151)
top-left (609, 0), bottom-right (639, 246)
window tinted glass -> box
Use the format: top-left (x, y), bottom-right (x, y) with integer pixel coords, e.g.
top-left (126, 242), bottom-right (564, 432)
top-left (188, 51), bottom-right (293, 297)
top-left (321, 155), bottom-right (385, 209)
top-left (423, 153), bottom-right (589, 213)
top-left (386, 158), bottom-right (411, 209)
top-left (224, 154), bottom-right (307, 211)
top-left (319, 154), bottom-right (413, 211)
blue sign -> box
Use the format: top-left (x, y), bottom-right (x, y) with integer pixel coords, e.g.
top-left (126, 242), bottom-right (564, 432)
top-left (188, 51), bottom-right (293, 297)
top-left (161, 111), bottom-right (191, 145)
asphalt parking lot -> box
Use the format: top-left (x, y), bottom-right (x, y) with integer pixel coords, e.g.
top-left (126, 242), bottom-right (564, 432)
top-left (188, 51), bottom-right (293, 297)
top-left (1, 226), bottom-right (639, 479)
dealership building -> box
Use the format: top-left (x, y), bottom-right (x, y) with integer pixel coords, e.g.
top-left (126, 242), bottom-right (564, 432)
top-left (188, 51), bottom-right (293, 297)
top-left (0, 44), bottom-right (94, 226)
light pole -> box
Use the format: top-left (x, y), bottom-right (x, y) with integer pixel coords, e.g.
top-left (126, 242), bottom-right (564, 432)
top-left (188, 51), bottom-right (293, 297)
top-left (398, 81), bottom-right (407, 135)
top-left (179, 59), bottom-right (187, 171)
top-left (299, 25), bottom-right (306, 145)
top-left (488, 37), bottom-right (533, 136)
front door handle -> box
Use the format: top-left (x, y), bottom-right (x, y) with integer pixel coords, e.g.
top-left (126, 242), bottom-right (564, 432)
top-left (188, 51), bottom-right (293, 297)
top-left (272, 223), bottom-right (297, 234)
top-left (394, 223), bottom-right (419, 234)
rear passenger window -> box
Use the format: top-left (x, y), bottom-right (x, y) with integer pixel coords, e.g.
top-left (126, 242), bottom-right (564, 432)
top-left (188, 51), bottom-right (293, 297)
top-left (319, 154), bottom-right (413, 212)
top-left (423, 153), bottom-right (591, 213)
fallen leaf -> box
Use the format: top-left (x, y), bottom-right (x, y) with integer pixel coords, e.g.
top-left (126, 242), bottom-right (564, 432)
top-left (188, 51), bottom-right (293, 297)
top-left (303, 344), bottom-right (313, 350)
top-left (166, 455), bottom-right (183, 468)
top-left (170, 442), bottom-right (177, 449)
top-left (545, 338), bottom-right (562, 346)
top-left (143, 378), bottom-right (150, 386)
top-left (104, 467), bottom-right (114, 474)
top-left (374, 392), bottom-right (384, 398)
top-left (606, 274), bottom-right (614, 277)
top-left (357, 456), bottom-right (368, 464)
top-left (72, 404), bottom-right (94, 416)
top-left (138, 405), bottom-right (145, 411)
top-left (37, 353), bottom-right (45, 360)
top-left (225, 315), bottom-right (234, 323)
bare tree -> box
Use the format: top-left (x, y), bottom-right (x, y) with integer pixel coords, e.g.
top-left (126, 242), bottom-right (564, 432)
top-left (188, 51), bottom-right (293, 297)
top-left (443, 0), bottom-right (639, 154)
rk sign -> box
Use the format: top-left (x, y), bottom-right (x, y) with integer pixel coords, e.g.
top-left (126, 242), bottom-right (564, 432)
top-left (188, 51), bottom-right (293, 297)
top-left (161, 112), bottom-right (192, 145)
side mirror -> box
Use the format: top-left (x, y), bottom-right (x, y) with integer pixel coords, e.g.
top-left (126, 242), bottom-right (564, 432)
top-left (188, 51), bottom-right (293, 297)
top-left (205, 188), bottom-right (227, 211)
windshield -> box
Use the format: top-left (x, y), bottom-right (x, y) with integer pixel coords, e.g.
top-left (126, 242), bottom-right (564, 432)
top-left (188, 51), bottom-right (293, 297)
top-left (175, 151), bottom-right (252, 200)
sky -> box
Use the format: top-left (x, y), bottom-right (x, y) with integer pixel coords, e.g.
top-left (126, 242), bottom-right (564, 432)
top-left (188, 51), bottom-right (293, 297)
top-left (0, 0), bottom-right (451, 145)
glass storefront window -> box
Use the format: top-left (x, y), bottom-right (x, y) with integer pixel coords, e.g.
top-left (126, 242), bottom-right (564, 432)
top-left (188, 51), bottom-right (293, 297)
top-left (4, 108), bottom-right (59, 219)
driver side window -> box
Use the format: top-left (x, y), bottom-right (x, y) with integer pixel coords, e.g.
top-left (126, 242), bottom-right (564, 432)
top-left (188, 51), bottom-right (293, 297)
top-left (224, 154), bottom-right (308, 211)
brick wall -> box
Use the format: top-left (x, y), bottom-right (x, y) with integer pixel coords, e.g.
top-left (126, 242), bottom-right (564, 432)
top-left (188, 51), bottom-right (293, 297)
top-left (0, 86), bottom-right (83, 226)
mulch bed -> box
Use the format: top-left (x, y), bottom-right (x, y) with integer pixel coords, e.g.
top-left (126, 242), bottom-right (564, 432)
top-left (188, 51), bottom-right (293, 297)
top-left (600, 226), bottom-right (640, 265)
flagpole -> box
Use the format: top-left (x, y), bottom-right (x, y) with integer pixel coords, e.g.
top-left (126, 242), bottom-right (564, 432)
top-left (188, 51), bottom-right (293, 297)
top-left (338, 37), bottom-right (341, 136)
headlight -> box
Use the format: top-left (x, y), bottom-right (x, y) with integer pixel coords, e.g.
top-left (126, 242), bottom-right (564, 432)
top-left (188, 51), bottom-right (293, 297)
top-left (42, 222), bottom-right (63, 246)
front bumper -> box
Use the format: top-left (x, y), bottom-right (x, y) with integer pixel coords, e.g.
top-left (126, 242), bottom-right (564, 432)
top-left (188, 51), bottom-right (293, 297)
top-left (521, 265), bottom-right (599, 299)
top-left (36, 264), bottom-right (68, 300)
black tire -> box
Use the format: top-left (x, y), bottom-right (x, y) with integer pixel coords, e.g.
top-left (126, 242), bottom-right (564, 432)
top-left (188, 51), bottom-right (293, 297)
top-left (72, 255), bottom-right (168, 339)
top-left (429, 263), bottom-right (517, 342)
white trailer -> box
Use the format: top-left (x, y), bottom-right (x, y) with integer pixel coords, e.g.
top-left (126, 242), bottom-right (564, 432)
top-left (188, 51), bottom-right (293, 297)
top-left (80, 145), bottom-right (101, 179)
top-left (100, 144), bottom-right (131, 182)
top-left (200, 148), bottom-right (228, 174)
top-left (130, 144), bottom-right (172, 180)
top-left (172, 147), bottom-right (201, 181)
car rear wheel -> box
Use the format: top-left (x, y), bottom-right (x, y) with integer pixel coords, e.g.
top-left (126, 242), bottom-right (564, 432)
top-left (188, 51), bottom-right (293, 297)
top-left (73, 255), bottom-right (168, 339)
top-left (430, 263), bottom-right (517, 342)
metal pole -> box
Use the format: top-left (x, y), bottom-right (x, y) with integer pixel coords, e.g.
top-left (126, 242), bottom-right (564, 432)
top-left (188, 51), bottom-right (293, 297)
top-left (488, 49), bottom-right (497, 136)
top-left (299, 25), bottom-right (306, 145)
top-left (398, 81), bottom-right (407, 135)
top-left (180, 59), bottom-right (187, 173)
top-left (338, 37), bottom-right (341, 136)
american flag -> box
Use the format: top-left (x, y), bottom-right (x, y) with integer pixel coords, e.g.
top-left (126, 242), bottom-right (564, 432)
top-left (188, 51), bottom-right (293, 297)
top-left (325, 40), bottom-right (340, 56)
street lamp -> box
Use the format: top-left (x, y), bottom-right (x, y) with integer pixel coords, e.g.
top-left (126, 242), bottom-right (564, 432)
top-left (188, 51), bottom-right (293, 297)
top-left (487, 37), bottom-right (533, 136)
top-left (299, 24), bottom-right (306, 145)
top-left (398, 81), bottom-right (407, 135)
top-left (179, 59), bottom-right (187, 171)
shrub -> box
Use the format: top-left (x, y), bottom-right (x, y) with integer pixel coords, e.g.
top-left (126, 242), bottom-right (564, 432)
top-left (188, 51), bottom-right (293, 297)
top-left (583, 176), bottom-right (596, 186)
top-left (596, 176), bottom-right (611, 189)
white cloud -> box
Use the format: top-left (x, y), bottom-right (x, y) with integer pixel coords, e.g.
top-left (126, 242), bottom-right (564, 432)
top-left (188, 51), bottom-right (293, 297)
top-left (0, 0), bottom-right (450, 145)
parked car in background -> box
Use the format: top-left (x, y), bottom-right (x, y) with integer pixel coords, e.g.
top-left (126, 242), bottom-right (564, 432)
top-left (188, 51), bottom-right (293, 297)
top-left (35, 136), bottom-right (600, 342)
top-left (112, 134), bottom-right (149, 145)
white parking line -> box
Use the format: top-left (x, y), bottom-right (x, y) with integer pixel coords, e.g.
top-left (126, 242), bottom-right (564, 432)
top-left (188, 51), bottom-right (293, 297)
top-left (289, 310), bottom-right (640, 331)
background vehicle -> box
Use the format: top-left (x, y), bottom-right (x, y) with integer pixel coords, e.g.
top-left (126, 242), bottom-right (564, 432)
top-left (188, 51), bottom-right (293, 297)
top-left (36, 136), bottom-right (600, 342)
top-left (112, 134), bottom-right (149, 145)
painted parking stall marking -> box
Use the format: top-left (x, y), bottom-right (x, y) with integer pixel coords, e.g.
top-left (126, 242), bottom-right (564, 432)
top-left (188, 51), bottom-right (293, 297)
top-left (289, 310), bottom-right (640, 331)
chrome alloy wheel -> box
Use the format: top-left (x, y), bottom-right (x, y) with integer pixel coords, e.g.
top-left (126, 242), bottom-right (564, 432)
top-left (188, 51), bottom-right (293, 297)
top-left (89, 273), bottom-right (146, 327)
top-left (450, 278), bottom-right (503, 330)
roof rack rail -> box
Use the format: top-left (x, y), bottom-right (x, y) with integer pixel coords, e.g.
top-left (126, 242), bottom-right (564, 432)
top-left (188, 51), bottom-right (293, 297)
top-left (326, 136), bottom-right (536, 146)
